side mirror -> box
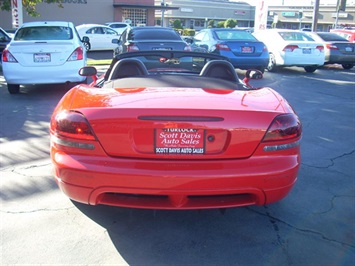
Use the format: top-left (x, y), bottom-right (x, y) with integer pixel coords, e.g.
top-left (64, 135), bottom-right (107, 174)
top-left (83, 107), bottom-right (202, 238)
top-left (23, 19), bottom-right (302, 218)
top-left (112, 38), bottom-right (119, 44)
top-left (79, 66), bottom-right (98, 83)
top-left (79, 66), bottom-right (97, 77)
top-left (82, 36), bottom-right (90, 43)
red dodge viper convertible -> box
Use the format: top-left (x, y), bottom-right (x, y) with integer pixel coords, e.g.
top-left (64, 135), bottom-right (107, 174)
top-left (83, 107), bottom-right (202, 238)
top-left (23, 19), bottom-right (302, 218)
top-left (50, 51), bottom-right (302, 210)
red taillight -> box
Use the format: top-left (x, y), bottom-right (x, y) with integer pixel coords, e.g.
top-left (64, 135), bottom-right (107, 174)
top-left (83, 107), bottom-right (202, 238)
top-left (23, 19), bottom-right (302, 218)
top-left (67, 47), bottom-right (84, 61)
top-left (316, 45), bottom-right (324, 52)
top-left (51, 111), bottom-right (96, 140)
top-left (262, 114), bottom-right (302, 142)
top-left (127, 44), bottom-right (139, 52)
top-left (283, 45), bottom-right (299, 52)
top-left (325, 44), bottom-right (337, 50)
top-left (2, 49), bottom-right (18, 63)
top-left (216, 43), bottom-right (231, 51)
top-left (263, 45), bottom-right (268, 52)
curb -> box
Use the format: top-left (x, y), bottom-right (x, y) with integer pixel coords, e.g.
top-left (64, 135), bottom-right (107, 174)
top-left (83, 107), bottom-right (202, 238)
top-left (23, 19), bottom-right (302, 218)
top-left (87, 59), bottom-right (112, 66)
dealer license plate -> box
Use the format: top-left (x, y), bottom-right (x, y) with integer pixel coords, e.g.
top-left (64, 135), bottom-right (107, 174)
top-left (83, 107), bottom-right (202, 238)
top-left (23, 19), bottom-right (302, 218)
top-left (241, 46), bottom-right (253, 53)
top-left (34, 53), bottom-right (51, 63)
top-left (155, 128), bottom-right (205, 155)
top-left (303, 48), bottom-right (311, 54)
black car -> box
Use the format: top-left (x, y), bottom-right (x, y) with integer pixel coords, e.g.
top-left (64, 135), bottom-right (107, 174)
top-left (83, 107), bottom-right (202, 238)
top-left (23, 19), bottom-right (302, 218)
top-left (113, 26), bottom-right (191, 57)
top-left (305, 31), bottom-right (354, 69)
top-left (0, 27), bottom-right (12, 53)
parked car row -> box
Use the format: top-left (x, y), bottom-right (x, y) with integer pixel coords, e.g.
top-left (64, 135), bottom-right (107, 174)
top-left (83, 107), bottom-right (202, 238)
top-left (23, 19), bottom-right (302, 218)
top-left (1, 20), bottom-right (354, 95)
top-left (185, 28), bottom-right (355, 73)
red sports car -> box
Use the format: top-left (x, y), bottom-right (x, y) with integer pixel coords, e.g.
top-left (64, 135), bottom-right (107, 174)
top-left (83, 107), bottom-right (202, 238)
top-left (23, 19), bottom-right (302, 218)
top-left (50, 51), bottom-right (302, 210)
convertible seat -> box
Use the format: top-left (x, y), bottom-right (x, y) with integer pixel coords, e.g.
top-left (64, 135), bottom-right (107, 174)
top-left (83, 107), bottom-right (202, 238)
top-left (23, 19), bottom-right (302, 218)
top-left (107, 58), bottom-right (149, 80)
top-left (200, 60), bottom-right (238, 82)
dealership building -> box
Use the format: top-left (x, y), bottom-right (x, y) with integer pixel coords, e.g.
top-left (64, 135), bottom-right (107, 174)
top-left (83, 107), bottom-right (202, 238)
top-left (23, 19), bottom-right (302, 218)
top-left (0, 0), bottom-right (354, 31)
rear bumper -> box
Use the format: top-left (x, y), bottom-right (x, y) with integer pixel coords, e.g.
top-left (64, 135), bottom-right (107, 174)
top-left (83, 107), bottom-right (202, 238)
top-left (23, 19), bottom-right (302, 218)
top-left (52, 151), bottom-right (300, 210)
top-left (2, 61), bottom-right (86, 85)
top-left (277, 52), bottom-right (324, 66)
top-left (325, 54), bottom-right (355, 65)
top-left (219, 52), bottom-right (269, 69)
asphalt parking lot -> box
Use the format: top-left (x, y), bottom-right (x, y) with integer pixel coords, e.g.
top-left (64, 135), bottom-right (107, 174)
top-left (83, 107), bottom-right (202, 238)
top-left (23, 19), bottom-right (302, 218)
top-left (0, 54), bottom-right (354, 265)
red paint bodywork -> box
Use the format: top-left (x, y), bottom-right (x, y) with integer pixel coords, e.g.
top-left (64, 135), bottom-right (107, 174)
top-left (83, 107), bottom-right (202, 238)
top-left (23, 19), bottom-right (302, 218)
top-left (50, 77), bottom-right (301, 210)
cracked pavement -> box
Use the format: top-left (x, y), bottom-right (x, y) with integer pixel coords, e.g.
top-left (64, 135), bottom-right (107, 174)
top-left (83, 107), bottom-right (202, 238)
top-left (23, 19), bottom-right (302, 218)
top-left (0, 59), bottom-right (354, 265)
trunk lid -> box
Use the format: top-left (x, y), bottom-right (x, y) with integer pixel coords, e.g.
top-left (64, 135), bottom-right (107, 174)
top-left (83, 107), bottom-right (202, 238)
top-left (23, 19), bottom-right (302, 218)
top-left (224, 41), bottom-right (265, 56)
top-left (71, 87), bottom-right (288, 159)
top-left (134, 40), bottom-right (187, 51)
top-left (8, 41), bottom-right (77, 67)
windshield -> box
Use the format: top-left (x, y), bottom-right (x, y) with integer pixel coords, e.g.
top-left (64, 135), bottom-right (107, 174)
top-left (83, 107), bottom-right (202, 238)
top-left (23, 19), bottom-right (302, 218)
top-left (318, 33), bottom-right (348, 42)
top-left (279, 31), bottom-right (314, 41)
top-left (105, 51), bottom-right (236, 80)
top-left (215, 30), bottom-right (256, 41)
top-left (130, 30), bottom-right (182, 41)
top-left (14, 26), bottom-right (73, 41)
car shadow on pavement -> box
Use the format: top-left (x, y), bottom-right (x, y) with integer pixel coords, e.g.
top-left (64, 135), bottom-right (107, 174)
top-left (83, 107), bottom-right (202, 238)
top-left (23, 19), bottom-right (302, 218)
top-left (72, 200), bottom-right (290, 265)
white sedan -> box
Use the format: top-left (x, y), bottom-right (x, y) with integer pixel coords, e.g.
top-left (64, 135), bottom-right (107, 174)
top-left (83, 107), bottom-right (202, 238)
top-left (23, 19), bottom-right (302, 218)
top-left (2, 21), bottom-right (87, 94)
top-left (76, 24), bottom-right (120, 51)
top-left (253, 29), bottom-right (325, 73)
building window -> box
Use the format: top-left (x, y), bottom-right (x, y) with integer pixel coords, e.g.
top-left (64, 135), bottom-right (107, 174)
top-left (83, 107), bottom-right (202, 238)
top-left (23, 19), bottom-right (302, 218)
top-left (122, 8), bottom-right (147, 26)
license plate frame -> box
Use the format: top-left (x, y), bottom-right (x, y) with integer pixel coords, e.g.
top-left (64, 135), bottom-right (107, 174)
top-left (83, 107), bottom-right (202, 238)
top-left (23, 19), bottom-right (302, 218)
top-left (34, 53), bottom-right (51, 63)
top-left (154, 128), bottom-right (205, 155)
top-left (153, 47), bottom-right (172, 51)
top-left (302, 48), bottom-right (311, 54)
top-left (241, 46), bottom-right (253, 53)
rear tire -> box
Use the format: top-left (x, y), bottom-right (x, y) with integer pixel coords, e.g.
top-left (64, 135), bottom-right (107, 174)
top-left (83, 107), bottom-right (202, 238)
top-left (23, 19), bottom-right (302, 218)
top-left (267, 53), bottom-right (278, 72)
top-left (83, 40), bottom-right (90, 51)
top-left (304, 66), bottom-right (318, 73)
top-left (342, 64), bottom-right (353, 70)
top-left (8, 84), bottom-right (20, 94)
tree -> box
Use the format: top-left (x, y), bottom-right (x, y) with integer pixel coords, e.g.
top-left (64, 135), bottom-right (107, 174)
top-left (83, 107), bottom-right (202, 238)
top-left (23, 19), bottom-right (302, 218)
top-left (172, 19), bottom-right (183, 29)
top-left (224, 19), bottom-right (237, 28)
top-left (0, 0), bottom-right (63, 17)
top-left (216, 21), bottom-right (225, 28)
top-left (208, 19), bottom-right (215, 28)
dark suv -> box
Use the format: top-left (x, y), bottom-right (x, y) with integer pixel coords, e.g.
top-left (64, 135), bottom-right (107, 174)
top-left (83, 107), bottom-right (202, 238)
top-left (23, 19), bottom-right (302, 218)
top-left (113, 26), bottom-right (191, 57)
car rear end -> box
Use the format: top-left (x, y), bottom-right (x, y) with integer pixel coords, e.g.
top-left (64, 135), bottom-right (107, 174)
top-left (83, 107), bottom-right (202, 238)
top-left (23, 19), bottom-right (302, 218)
top-left (279, 41), bottom-right (324, 66)
top-left (211, 29), bottom-right (269, 71)
top-left (124, 27), bottom-right (191, 52)
top-left (254, 30), bottom-right (324, 69)
top-left (331, 29), bottom-right (355, 43)
top-left (50, 86), bottom-right (302, 210)
top-left (316, 33), bottom-right (355, 67)
top-left (324, 42), bottom-right (355, 66)
top-left (2, 21), bottom-right (87, 86)
top-left (275, 31), bottom-right (324, 67)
